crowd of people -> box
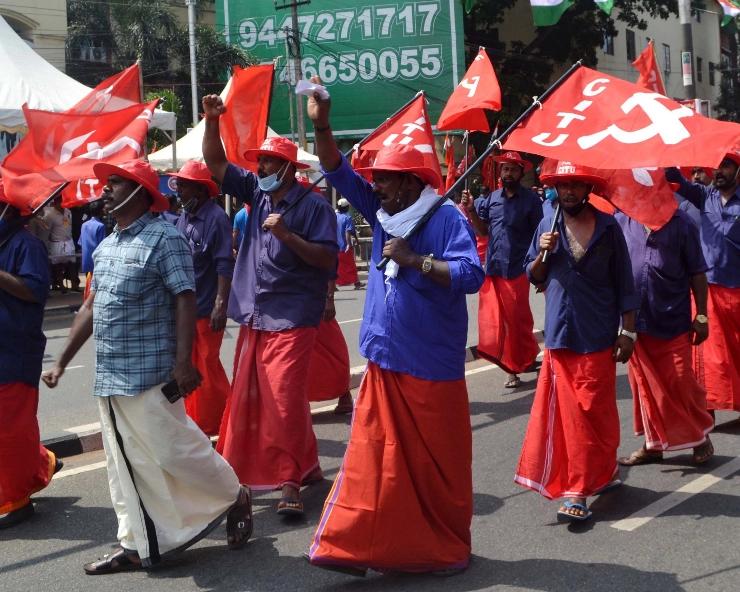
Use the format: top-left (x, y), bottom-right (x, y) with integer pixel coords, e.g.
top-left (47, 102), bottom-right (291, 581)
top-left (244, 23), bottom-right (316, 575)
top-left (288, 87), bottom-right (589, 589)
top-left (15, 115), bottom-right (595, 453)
top-left (1, 80), bottom-right (737, 579)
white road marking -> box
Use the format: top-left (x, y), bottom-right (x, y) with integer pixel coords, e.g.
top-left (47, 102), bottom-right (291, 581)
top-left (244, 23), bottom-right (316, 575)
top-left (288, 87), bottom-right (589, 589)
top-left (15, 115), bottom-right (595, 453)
top-left (64, 422), bottom-right (101, 434)
top-left (53, 461), bottom-right (107, 480)
top-left (337, 318), bottom-right (363, 325)
top-left (611, 456), bottom-right (740, 531)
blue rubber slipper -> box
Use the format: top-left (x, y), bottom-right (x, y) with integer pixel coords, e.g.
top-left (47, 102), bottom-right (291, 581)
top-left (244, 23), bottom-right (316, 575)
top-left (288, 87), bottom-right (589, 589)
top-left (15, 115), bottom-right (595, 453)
top-left (557, 501), bottom-right (592, 522)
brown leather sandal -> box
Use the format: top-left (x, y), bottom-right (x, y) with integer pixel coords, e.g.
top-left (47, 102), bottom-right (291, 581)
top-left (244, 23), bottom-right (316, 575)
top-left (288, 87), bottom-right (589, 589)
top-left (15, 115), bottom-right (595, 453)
top-left (83, 547), bottom-right (143, 575)
top-left (618, 446), bottom-right (663, 466)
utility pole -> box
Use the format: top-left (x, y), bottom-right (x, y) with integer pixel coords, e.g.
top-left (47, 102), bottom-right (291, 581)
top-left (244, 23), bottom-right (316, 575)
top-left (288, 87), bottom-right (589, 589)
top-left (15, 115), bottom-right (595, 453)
top-left (678, 0), bottom-right (696, 100)
top-left (275, 0), bottom-right (310, 149)
top-left (282, 35), bottom-right (296, 143)
top-left (186, 0), bottom-right (199, 127)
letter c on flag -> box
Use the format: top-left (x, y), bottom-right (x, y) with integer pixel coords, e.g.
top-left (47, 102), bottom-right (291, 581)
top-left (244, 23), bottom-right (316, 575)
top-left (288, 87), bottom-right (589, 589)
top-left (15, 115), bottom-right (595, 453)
top-left (583, 79), bottom-right (610, 97)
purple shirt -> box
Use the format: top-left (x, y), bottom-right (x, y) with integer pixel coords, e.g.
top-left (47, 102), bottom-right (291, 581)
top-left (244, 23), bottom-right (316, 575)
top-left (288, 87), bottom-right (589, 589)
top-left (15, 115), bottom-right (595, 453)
top-left (336, 211), bottom-right (355, 251)
top-left (222, 164), bottom-right (338, 331)
top-left (0, 225), bottom-right (49, 387)
top-left (176, 199), bottom-right (235, 319)
top-left (525, 207), bottom-right (639, 354)
top-left (323, 154), bottom-right (485, 381)
top-left (477, 185), bottom-right (544, 279)
top-left (616, 211), bottom-right (707, 340)
top-left (666, 167), bottom-right (740, 288)
top-left (160, 210), bottom-right (180, 225)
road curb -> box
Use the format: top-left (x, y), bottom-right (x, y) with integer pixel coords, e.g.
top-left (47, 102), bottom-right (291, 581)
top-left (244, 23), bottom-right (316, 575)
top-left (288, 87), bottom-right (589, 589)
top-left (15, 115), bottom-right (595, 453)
top-left (44, 303), bottom-right (82, 317)
top-left (44, 331), bottom-right (545, 459)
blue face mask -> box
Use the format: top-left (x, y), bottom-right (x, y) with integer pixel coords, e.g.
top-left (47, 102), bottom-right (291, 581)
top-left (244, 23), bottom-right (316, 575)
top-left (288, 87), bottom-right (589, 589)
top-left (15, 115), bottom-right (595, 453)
top-left (545, 188), bottom-right (558, 202)
top-left (257, 163), bottom-right (289, 192)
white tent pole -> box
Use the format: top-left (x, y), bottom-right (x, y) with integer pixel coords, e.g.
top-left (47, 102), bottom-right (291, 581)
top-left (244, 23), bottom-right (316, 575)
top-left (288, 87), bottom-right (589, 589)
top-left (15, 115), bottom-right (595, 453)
top-left (172, 119), bottom-right (177, 171)
top-left (186, 0), bottom-right (199, 127)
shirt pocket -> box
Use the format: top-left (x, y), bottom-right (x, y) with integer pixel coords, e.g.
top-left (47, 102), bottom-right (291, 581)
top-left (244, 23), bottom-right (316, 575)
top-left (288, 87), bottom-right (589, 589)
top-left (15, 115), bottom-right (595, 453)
top-left (267, 235), bottom-right (300, 269)
top-left (109, 256), bottom-right (155, 298)
top-left (578, 246), bottom-right (614, 286)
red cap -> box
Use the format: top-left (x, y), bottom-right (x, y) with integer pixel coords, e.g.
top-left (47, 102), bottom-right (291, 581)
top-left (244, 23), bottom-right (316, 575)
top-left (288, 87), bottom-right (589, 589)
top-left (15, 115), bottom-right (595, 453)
top-left (354, 144), bottom-right (442, 189)
top-left (493, 151), bottom-right (533, 173)
top-left (724, 147), bottom-right (740, 167)
top-left (93, 159), bottom-right (168, 212)
top-left (243, 136), bottom-right (310, 170)
top-left (166, 160), bottom-right (219, 198)
top-left (539, 160), bottom-right (607, 193)
top-left (678, 166), bottom-right (713, 182)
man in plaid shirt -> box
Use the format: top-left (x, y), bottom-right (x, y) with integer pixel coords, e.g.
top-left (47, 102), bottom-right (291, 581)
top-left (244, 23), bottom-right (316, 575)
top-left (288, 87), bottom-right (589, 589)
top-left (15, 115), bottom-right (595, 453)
top-left (43, 160), bottom-right (252, 574)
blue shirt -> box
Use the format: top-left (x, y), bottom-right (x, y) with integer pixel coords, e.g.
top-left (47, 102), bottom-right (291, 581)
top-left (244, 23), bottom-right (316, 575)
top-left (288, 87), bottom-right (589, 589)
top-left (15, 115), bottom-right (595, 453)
top-left (477, 186), bottom-right (544, 278)
top-left (91, 213), bottom-right (195, 396)
top-left (176, 200), bottom-right (235, 319)
top-left (78, 217), bottom-right (106, 273)
top-left (666, 167), bottom-right (740, 288)
top-left (336, 211), bottom-right (355, 251)
top-left (222, 164), bottom-right (338, 331)
top-left (0, 224), bottom-right (49, 387)
top-left (160, 210), bottom-right (179, 225)
top-left (233, 207), bottom-right (248, 247)
top-left (616, 211), bottom-right (707, 340)
top-left (323, 154), bottom-right (484, 381)
top-left (525, 207), bottom-right (639, 354)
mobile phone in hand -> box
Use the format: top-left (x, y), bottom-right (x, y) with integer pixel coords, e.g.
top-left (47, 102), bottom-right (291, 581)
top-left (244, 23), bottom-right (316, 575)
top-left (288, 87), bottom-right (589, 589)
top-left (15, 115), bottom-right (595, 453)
top-left (161, 378), bottom-right (182, 404)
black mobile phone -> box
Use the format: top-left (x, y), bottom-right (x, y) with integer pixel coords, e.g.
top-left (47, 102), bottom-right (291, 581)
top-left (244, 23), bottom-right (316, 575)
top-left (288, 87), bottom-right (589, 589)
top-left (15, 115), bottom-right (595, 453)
top-left (161, 378), bottom-right (182, 404)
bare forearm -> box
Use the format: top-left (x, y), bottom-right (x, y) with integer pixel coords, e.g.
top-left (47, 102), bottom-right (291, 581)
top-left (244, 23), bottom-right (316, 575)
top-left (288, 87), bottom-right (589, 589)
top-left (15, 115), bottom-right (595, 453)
top-left (529, 253), bottom-right (548, 283)
top-left (690, 273), bottom-right (708, 316)
top-left (0, 271), bottom-right (38, 302)
top-left (467, 210), bottom-right (488, 237)
top-left (621, 310), bottom-right (636, 332)
top-left (215, 274), bottom-right (231, 308)
top-left (282, 233), bottom-right (336, 270)
top-left (312, 126), bottom-right (342, 173)
top-left (176, 290), bottom-right (197, 365)
top-left (203, 119), bottom-right (228, 182)
top-left (56, 293), bottom-right (95, 368)
top-left (407, 254), bottom-right (451, 289)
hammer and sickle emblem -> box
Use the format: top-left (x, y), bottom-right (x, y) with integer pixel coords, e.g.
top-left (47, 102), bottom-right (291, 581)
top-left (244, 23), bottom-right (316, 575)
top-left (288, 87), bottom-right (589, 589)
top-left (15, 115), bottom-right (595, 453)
top-left (578, 93), bottom-right (693, 149)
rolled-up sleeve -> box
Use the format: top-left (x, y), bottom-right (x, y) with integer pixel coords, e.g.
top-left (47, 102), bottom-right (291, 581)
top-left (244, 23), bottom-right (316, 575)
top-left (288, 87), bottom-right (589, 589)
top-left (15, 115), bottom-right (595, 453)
top-left (445, 213), bottom-right (485, 294)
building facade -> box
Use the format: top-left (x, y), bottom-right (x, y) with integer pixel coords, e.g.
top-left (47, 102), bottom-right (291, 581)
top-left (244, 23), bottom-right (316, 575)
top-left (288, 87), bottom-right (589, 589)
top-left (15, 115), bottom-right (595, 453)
top-left (0, 0), bottom-right (68, 71)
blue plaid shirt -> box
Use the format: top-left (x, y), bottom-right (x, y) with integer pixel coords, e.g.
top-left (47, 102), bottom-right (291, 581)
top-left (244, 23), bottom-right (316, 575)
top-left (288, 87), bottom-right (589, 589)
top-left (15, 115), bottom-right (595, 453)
top-left (91, 213), bottom-right (195, 397)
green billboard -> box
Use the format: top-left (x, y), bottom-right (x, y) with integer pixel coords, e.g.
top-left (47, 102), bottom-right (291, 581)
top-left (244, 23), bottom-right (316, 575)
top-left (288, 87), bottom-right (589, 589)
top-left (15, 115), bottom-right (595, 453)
top-left (217, 0), bottom-right (465, 138)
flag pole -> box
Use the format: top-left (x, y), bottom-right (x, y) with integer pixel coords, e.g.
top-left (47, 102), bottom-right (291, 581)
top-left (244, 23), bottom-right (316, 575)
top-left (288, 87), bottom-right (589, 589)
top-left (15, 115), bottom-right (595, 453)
top-left (263, 90), bottom-right (425, 229)
top-left (0, 182), bottom-right (70, 250)
top-left (464, 131), bottom-right (470, 191)
top-left (541, 203), bottom-right (561, 265)
top-left (376, 59), bottom-right (584, 271)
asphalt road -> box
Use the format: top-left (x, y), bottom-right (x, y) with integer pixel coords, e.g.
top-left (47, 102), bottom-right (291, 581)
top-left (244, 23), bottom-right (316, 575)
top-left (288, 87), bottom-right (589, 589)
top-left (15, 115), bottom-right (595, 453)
top-left (3, 354), bottom-right (740, 591)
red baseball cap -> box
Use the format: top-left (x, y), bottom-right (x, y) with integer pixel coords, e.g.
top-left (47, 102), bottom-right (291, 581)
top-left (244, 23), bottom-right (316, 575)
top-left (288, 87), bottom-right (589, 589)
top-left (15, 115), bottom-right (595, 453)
top-left (539, 161), bottom-right (607, 193)
top-left (494, 151), bottom-right (533, 173)
top-left (243, 136), bottom-right (310, 170)
top-left (354, 144), bottom-right (442, 189)
top-left (166, 160), bottom-right (219, 198)
top-left (93, 159), bottom-right (169, 212)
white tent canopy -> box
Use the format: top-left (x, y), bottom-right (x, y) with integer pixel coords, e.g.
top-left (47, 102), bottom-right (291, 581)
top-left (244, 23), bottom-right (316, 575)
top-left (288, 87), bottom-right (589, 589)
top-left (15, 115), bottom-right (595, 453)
top-left (148, 121), bottom-right (319, 172)
top-left (0, 15), bottom-right (175, 133)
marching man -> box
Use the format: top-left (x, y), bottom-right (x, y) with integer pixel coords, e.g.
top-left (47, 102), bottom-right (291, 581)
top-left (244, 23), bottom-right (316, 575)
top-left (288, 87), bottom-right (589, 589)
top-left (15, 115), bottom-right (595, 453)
top-left (461, 152), bottom-right (542, 388)
top-left (515, 162), bottom-right (639, 522)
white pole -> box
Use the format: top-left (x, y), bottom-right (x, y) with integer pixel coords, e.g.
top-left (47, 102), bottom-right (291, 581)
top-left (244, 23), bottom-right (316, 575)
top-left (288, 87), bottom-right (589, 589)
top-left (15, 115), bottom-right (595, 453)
top-left (186, 0), bottom-right (199, 126)
top-left (171, 121), bottom-right (177, 172)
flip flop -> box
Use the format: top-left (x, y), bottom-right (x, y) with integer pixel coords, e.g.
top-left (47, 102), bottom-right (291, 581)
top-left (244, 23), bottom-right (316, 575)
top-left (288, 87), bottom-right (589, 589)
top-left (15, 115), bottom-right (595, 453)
top-left (504, 377), bottom-right (521, 389)
top-left (618, 447), bottom-right (663, 466)
top-left (226, 486), bottom-right (253, 550)
top-left (83, 547), bottom-right (143, 575)
top-left (302, 553), bottom-right (367, 578)
top-left (693, 437), bottom-right (714, 464)
top-left (557, 502), bottom-right (592, 522)
top-left (277, 498), bottom-right (304, 517)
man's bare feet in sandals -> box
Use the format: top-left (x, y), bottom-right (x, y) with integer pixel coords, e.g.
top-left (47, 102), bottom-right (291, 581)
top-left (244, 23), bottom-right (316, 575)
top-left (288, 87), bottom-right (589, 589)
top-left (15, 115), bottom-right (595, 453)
top-left (333, 391), bottom-right (353, 415)
top-left (226, 485), bottom-right (252, 550)
top-left (557, 497), bottom-right (592, 521)
top-left (277, 485), bottom-right (304, 517)
top-left (694, 436), bottom-right (714, 464)
top-left (618, 445), bottom-right (663, 466)
top-left (504, 374), bottom-right (521, 389)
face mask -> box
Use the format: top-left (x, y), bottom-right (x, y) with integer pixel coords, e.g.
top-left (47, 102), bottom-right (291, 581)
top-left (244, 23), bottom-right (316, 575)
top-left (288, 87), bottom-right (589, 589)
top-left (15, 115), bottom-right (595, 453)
top-left (110, 184), bottom-right (142, 213)
top-left (257, 162), bottom-right (289, 192)
top-left (545, 188), bottom-right (558, 202)
top-left (181, 197), bottom-right (199, 213)
top-left (561, 199), bottom-right (588, 217)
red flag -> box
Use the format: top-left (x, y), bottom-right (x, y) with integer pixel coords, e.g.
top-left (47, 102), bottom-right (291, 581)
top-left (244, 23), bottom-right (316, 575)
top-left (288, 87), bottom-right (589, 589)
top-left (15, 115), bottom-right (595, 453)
top-left (220, 64), bottom-right (273, 174)
top-left (444, 134), bottom-right (456, 191)
top-left (1, 100), bottom-right (159, 211)
top-left (68, 64), bottom-right (142, 115)
top-left (540, 157), bottom-right (677, 230)
top-left (437, 48), bottom-right (501, 132)
top-left (504, 66), bottom-right (740, 169)
top-left (481, 154), bottom-right (497, 189)
top-left (358, 94), bottom-right (443, 190)
top-left (632, 40), bottom-right (666, 96)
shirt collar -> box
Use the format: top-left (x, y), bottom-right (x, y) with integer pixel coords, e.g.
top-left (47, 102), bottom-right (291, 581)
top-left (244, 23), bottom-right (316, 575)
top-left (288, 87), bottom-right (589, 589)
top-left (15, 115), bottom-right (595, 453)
top-left (188, 198), bottom-right (215, 221)
top-left (114, 212), bottom-right (156, 236)
top-left (558, 205), bottom-right (613, 252)
top-left (268, 180), bottom-right (303, 207)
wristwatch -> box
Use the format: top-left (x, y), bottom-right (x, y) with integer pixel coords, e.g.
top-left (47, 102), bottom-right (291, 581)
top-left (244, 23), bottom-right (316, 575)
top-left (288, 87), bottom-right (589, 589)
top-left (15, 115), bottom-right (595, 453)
top-left (619, 328), bottom-right (638, 342)
top-left (421, 254), bottom-right (434, 274)
top-left (695, 314), bottom-right (709, 324)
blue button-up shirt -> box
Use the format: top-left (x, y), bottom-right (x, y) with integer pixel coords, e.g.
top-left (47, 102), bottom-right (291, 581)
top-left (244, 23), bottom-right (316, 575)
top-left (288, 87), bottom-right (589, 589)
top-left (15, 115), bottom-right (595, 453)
top-left (78, 217), bottom-right (106, 273)
top-left (222, 164), bottom-right (338, 331)
top-left (616, 211), bottom-right (707, 340)
top-left (525, 207), bottom-right (639, 354)
top-left (0, 225), bottom-right (49, 387)
top-left (91, 213), bottom-right (195, 397)
top-left (323, 154), bottom-right (484, 381)
top-left (176, 199), bottom-right (234, 319)
top-left (666, 167), bottom-right (740, 287)
top-left (336, 211), bottom-right (355, 251)
top-left (477, 186), bottom-right (543, 279)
